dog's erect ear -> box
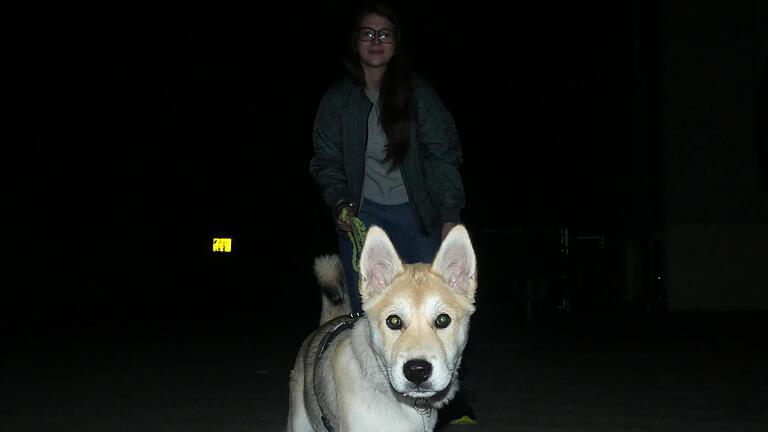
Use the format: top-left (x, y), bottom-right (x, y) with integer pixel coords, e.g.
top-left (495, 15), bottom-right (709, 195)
top-left (431, 225), bottom-right (477, 300)
top-left (359, 225), bottom-right (404, 303)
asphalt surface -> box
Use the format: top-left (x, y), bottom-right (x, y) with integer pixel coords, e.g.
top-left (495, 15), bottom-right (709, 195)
top-left (4, 303), bottom-right (767, 431)
top-left (4, 235), bottom-right (767, 431)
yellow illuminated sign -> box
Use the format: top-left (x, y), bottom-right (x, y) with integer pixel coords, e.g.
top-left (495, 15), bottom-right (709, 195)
top-left (212, 238), bottom-right (232, 253)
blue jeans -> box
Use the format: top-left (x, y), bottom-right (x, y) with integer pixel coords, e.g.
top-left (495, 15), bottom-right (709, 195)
top-left (338, 199), bottom-right (441, 313)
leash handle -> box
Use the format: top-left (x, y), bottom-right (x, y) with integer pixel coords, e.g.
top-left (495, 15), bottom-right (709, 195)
top-left (339, 207), bottom-right (367, 272)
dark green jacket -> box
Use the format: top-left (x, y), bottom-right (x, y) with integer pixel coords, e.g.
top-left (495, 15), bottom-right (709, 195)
top-left (309, 75), bottom-right (465, 234)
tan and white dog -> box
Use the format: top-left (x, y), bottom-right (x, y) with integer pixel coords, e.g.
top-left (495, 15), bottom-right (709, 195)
top-left (286, 224), bottom-right (478, 432)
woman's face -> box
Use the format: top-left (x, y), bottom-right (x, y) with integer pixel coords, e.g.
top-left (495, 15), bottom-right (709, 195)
top-left (357, 13), bottom-right (397, 70)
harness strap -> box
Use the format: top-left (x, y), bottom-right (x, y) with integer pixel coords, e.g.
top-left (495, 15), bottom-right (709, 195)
top-left (313, 313), bottom-right (364, 432)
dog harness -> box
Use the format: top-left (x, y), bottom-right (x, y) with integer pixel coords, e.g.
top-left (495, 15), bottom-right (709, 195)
top-left (311, 312), bottom-right (434, 432)
top-left (313, 312), bottom-right (364, 432)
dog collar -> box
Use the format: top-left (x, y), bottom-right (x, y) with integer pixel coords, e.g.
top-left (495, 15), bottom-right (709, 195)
top-left (414, 397), bottom-right (433, 432)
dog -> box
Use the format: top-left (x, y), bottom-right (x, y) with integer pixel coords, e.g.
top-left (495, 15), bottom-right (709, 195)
top-left (286, 224), bottom-right (478, 432)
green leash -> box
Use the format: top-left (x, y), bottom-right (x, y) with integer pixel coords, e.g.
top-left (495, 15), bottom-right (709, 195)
top-left (339, 207), bottom-right (368, 272)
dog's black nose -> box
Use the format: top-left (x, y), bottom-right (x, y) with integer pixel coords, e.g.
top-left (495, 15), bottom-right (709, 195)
top-left (403, 359), bottom-right (432, 383)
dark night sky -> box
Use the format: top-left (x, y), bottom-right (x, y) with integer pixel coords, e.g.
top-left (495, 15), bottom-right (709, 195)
top-left (16, 3), bottom-right (637, 225)
top-left (9, 1), bottom-right (763, 323)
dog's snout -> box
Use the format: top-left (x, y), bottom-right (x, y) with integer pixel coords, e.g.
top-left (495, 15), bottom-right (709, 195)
top-left (403, 359), bottom-right (432, 384)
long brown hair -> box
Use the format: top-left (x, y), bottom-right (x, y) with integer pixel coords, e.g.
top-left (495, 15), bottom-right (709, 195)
top-left (342, 2), bottom-right (412, 169)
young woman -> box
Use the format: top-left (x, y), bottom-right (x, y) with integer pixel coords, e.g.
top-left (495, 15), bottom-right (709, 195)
top-left (309, 2), bottom-right (466, 314)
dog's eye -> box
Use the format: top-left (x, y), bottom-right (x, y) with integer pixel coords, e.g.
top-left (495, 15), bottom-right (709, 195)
top-left (386, 314), bottom-right (403, 330)
top-left (435, 313), bottom-right (451, 329)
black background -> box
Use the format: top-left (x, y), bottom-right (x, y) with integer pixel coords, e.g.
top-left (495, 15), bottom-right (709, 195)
top-left (8, 1), bottom-right (764, 327)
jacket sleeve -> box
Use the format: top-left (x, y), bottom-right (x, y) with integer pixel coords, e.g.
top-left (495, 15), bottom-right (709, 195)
top-left (309, 86), bottom-right (351, 209)
top-left (414, 79), bottom-right (466, 224)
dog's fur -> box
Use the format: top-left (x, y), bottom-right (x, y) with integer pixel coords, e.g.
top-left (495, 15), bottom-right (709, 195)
top-left (287, 225), bottom-right (478, 432)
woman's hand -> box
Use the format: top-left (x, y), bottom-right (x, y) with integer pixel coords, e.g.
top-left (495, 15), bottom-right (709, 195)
top-left (335, 201), bottom-right (356, 232)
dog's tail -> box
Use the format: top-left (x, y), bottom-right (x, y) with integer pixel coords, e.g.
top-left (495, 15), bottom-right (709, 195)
top-left (314, 254), bottom-right (351, 326)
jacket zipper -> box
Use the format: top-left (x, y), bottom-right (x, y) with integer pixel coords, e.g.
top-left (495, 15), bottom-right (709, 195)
top-left (399, 148), bottom-right (428, 236)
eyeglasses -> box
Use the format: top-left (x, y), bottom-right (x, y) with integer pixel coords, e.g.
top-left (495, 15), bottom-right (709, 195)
top-left (358, 27), bottom-right (396, 44)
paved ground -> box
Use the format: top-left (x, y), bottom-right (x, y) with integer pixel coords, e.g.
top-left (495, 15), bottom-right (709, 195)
top-left (3, 235), bottom-right (767, 431)
top-left (3, 305), bottom-right (767, 431)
